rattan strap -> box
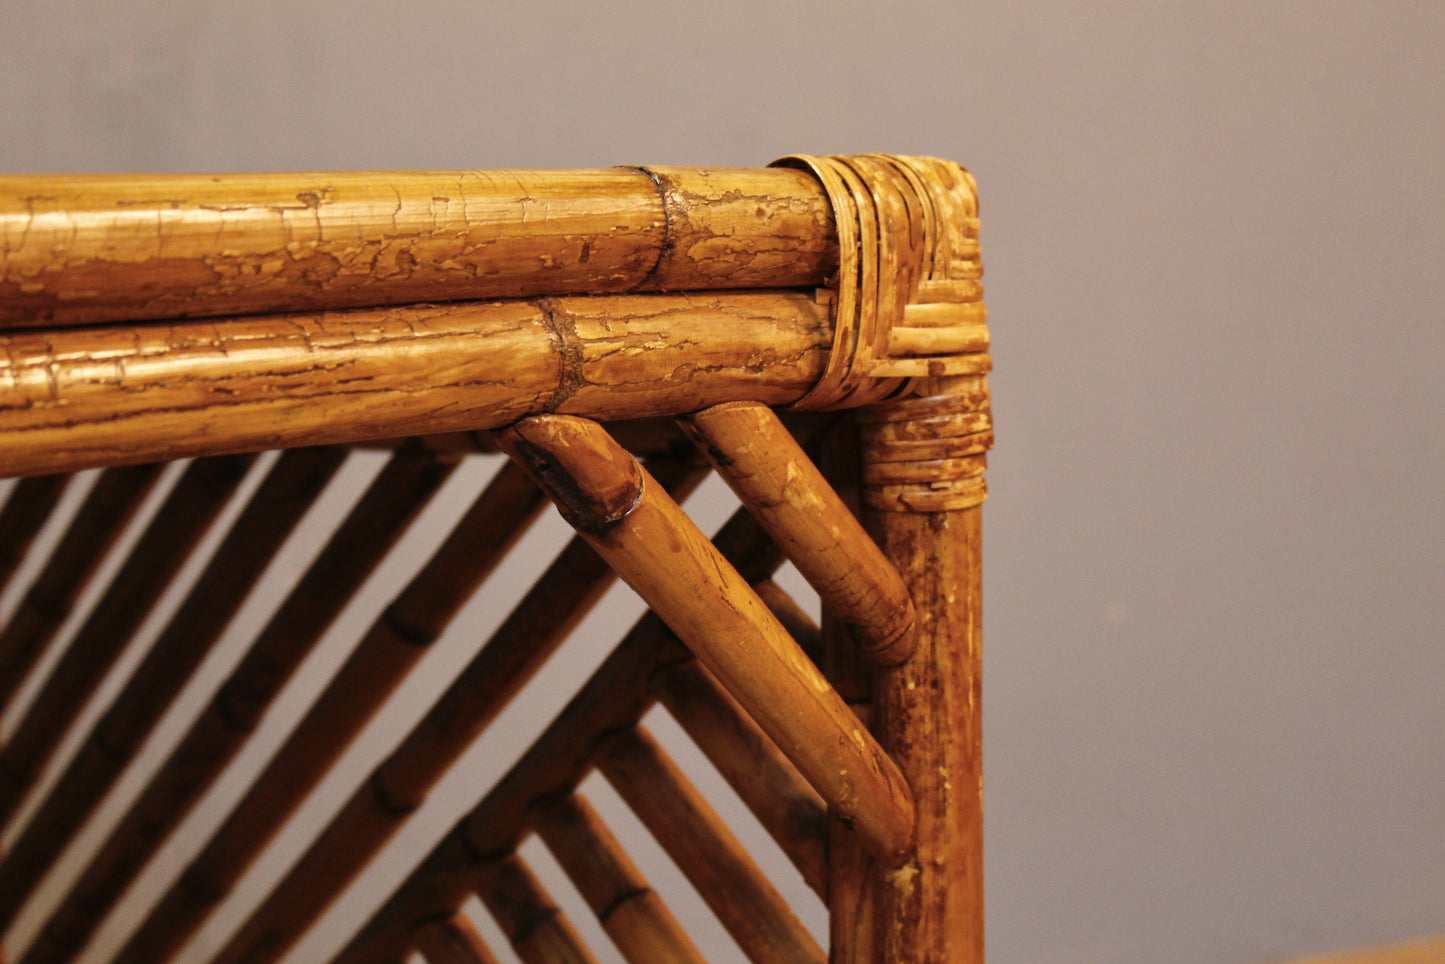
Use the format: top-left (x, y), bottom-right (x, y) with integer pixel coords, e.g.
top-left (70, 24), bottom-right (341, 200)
top-left (772, 154), bottom-right (990, 410)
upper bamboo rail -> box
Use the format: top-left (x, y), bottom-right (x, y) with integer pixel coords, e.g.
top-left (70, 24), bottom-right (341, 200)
top-left (0, 167), bottom-right (836, 328)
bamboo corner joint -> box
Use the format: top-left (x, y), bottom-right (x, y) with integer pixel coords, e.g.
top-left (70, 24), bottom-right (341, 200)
top-left (0, 154), bottom-right (990, 964)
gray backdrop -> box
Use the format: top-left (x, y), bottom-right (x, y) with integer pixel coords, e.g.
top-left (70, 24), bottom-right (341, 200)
top-left (2, 3), bottom-right (1442, 964)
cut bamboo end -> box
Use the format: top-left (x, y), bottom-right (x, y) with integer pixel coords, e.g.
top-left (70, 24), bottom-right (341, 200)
top-left (680, 401), bottom-right (916, 665)
top-left (497, 414), bottom-right (916, 868)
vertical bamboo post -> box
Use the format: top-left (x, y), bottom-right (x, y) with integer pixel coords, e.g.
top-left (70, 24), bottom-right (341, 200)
top-left (858, 378), bottom-right (990, 963)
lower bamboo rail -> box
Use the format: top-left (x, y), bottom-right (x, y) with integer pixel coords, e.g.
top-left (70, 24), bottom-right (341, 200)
top-left (0, 292), bottom-right (830, 478)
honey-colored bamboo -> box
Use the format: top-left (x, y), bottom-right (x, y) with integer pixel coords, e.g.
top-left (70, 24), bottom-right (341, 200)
top-left (0, 446), bottom-right (346, 934)
top-left (0, 463), bottom-right (162, 716)
top-left (17, 449), bottom-right (453, 964)
top-left (0, 454), bottom-right (253, 829)
top-left (110, 460), bottom-right (548, 964)
top-left (863, 384), bottom-right (988, 964)
top-left (597, 726), bottom-right (826, 964)
top-left (199, 462), bottom-right (705, 964)
top-left (0, 291), bottom-right (831, 478)
top-left (0, 167), bottom-right (835, 329)
top-left (531, 793), bottom-right (706, 964)
top-left (412, 914), bottom-right (502, 964)
top-left (330, 508), bottom-right (793, 964)
top-left (497, 415), bottom-right (915, 867)
top-left (329, 615), bottom-right (678, 964)
top-left (475, 855), bottom-right (601, 964)
top-left (680, 400), bottom-right (916, 663)
top-left (652, 658), bottom-right (829, 898)
top-left (0, 474), bottom-right (70, 592)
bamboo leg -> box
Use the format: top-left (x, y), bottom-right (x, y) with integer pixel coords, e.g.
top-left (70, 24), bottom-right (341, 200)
top-left (680, 401), bottom-right (916, 663)
top-left (0, 464), bottom-right (163, 716)
top-left (0, 454), bottom-right (254, 830)
top-left (531, 793), bottom-right (706, 964)
top-left (200, 462), bottom-right (706, 964)
top-left (597, 726), bottom-right (825, 964)
top-left (0, 447), bottom-right (347, 937)
top-left (859, 382), bottom-right (990, 964)
top-left (0, 474), bottom-right (70, 594)
top-left (112, 460), bottom-right (547, 964)
top-left (497, 414), bottom-right (915, 868)
top-left (412, 913), bottom-right (501, 964)
top-left (16, 449), bottom-right (454, 964)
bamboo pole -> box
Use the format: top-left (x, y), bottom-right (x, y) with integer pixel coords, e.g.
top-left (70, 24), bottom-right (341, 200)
top-left (0, 291), bottom-right (830, 478)
top-left (0, 464), bottom-right (162, 717)
top-left (196, 462), bottom-right (705, 964)
top-left (652, 658), bottom-right (829, 899)
top-left (680, 400), bottom-right (916, 663)
top-left (412, 914), bottom-right (501, 964)
top-left (0, 167), bottom-right (834, 329)
top-left (0, 454), bottom-right (253, 830)
top-left (329, 508), bottom-right (794, 964)
top-left (0, 447), bottom-right (346, 935)
top-left (0, 474), bottom-right (70, 593)
top-left (596, 726), bottom-right (825, 964)
top-left (531, 793), bottom-right (706, 964)
top-left (496, 415), bottom-right (915, 868)
top-left (856, 381), bottom-right (990, 964)
top-left (15, 449), bottom-right (454, 964)
top-left (110, 460), bottom-right (548, 964)
top-left (475, 855), bottom-right (601, 964)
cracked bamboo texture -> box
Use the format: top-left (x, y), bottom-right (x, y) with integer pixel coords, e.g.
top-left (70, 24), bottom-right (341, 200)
top-left (0, 155), bottom-right (991, 964)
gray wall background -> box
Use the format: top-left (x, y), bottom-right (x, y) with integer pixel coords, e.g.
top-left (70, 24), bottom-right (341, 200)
top-left (2, 3), bottom-right (1442, 963)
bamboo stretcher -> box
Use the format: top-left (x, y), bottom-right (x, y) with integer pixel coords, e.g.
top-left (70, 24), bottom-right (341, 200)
top-left (0, 155), bottom-right (989, 963)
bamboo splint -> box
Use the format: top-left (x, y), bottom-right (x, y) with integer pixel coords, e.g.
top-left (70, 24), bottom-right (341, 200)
top-left (0, 154), bottom-right (990, 964)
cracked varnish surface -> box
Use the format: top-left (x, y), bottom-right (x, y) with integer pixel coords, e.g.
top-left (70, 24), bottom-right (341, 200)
top-left (0, 291), bottom-right (830, 476)
top-left (0, 167), bottom-right (835, 329)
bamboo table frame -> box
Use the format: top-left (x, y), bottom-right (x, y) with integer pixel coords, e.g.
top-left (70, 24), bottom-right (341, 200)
top-left (0, 155), bottom-right (989, 963)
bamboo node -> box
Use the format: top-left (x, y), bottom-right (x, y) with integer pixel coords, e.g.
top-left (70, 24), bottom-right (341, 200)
top-left (771, 154), bottom-right (987, 410)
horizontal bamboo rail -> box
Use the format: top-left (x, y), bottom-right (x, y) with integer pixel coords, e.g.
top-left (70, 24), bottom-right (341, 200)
top-left (0, 291), bottom-right (831, 478)
top-left (0, 167), bottom-right (835, 328)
